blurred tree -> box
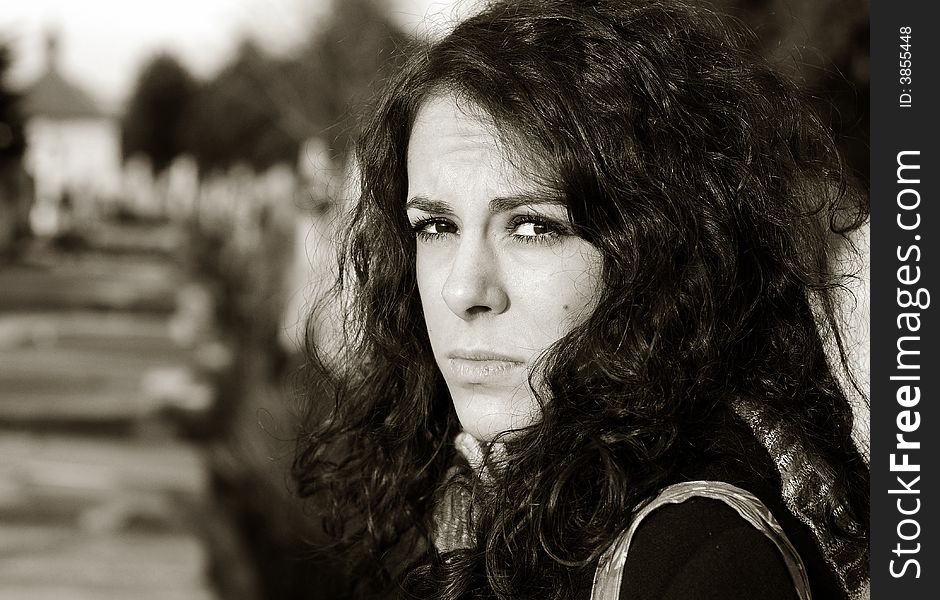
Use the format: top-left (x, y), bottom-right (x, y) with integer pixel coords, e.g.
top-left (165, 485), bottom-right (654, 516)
top-left (0, 42), bottom-right (26, 162)
top-left (294, 0), bottom-right (409, 157)
top-left (182, 0), bottom-right (407, 175)
top-left (1, 42), bottom-right (30, 255)
top-left (183, 40), bottom-right (302, 174)
top-left (122, 53), bottom-right (197, 174)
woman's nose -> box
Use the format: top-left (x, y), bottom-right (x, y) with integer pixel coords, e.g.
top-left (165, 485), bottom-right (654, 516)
top-left (441, 238), bottom-right (509, 318)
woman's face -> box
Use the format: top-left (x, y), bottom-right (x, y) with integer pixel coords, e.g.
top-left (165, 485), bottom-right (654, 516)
top-left (406, 94), bottom-right (603, 441)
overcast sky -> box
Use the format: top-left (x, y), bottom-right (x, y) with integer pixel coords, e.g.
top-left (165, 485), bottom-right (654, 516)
top-left (0, 0), bottom-right (478, 110)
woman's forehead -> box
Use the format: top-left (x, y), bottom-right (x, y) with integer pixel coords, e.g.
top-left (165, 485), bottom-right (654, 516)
top-left (409, 96), bottom-right (503, 159)
top-left (407, 94), bottom-right (554, 200)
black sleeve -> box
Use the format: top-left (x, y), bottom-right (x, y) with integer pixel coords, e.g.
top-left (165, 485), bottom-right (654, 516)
top-left (618, 497), bottom-right (800, 600)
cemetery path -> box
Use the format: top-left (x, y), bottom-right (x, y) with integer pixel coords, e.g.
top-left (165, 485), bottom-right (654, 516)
top-left (0, 229), bottom-right (224, 600)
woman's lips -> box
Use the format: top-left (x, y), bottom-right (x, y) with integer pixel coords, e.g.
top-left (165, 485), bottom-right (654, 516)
top-left (447, 355), bottom-right (524, 384)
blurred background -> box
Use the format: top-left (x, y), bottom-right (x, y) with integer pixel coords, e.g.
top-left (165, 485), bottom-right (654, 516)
top-left (0, 1), bottom-right (868, 598)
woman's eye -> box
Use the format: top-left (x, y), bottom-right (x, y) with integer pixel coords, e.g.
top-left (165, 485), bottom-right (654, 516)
top-left (412, 218), bottom-right (457, 239)
top-left (513, 221), bottom-right (552, 237)
top-left (509, 217), bottom-right (565, 245)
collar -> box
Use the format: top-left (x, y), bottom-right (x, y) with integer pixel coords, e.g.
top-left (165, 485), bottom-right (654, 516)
top-left (432, 432), bottom-right (506, 552)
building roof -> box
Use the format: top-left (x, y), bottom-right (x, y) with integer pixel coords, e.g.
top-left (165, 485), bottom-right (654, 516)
top-left (21, 33), bottom-right (108, 121)
top-left (21, 67), bottom-right (107, 120)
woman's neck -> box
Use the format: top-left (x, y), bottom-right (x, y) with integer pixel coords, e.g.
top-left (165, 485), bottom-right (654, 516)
top-left (454, 430), bottom-right (507, 481)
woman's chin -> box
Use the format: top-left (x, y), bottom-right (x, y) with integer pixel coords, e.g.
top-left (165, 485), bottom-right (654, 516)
top-left (451, 391), bottom-right (541, 442)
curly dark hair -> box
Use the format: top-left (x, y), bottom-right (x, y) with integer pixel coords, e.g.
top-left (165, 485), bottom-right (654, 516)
top-left (293, 1), bottom-right (870, 598)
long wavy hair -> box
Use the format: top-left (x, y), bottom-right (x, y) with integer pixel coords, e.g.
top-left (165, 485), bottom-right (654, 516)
top-left (293, 1), bottom-right (870, 598)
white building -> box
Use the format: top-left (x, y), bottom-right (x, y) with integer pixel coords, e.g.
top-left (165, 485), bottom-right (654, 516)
top-left (21, 35), bottom-right (121, 234)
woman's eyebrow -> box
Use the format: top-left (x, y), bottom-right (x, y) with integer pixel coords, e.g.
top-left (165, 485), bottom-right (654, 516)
top-left (405, 194), bottom-right (566, 214)
top-left (405, 196), bottom-right (452, 213)
top-left (489, 195), bottom-right (566, 213)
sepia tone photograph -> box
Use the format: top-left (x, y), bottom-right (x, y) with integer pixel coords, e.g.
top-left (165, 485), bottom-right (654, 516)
top-left (0, 1), bottom-right (869, 598)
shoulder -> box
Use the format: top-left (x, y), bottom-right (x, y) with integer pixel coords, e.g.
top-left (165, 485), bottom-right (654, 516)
top-left (590, 481), bottom-right (811, 600)
top-left (616, 496), bottom-right (800, 600)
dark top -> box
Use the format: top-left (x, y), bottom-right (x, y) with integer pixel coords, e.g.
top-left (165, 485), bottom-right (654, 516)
top-left (616, 497), bottom-right (799, 600)
top-left (577, 419), bottom-right (847, 600)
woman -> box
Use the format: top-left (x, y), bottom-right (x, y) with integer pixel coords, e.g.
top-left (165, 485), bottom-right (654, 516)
top-left (294, 1), bottom-right (870, 598)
